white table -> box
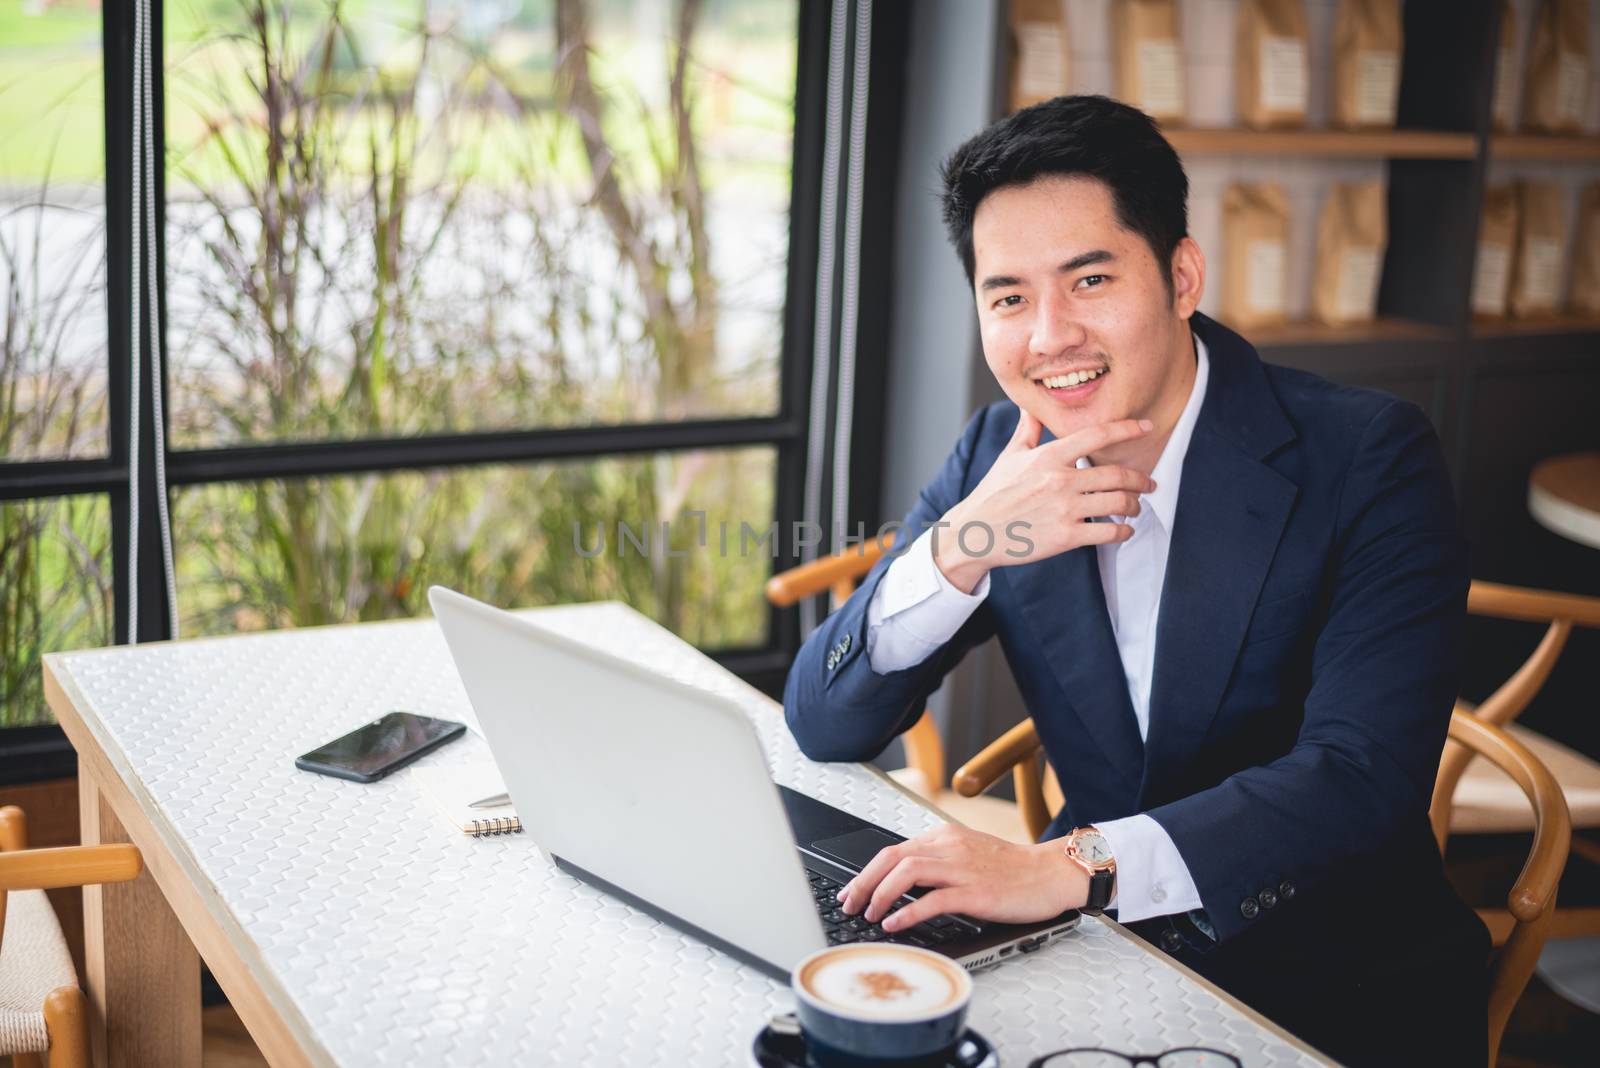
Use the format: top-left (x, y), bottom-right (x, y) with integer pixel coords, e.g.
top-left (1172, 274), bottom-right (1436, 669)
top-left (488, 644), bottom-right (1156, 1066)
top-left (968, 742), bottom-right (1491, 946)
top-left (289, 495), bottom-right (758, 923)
top-left (45, 602), bottom-right (1332, 1066)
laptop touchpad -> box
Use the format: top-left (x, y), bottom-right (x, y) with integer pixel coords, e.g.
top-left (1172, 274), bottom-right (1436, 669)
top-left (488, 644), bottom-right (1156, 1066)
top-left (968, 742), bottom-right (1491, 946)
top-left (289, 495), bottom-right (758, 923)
top-left (810, 827), bottom-right (904, 872)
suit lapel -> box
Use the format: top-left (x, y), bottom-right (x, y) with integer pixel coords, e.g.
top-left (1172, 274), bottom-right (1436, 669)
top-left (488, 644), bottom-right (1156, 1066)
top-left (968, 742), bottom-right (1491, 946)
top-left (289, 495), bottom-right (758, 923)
top-left (1012, 541), bottom-right (1146, 790)
top-left (1140, 315), bottom-right (1299, 801)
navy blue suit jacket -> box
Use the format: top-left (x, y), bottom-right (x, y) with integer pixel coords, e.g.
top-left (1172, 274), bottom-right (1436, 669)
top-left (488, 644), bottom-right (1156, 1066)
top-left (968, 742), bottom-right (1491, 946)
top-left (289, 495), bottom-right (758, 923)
top-left (784, 314), bottom-right (1475, 954)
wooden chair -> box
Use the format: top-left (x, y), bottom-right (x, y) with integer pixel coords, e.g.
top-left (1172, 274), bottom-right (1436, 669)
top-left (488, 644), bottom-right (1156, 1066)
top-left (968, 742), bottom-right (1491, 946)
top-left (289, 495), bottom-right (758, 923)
top-left (956, 708), bottom-right (1570, 1065)
top-left (1433, 712), bottom-right (1571, 1066)
top-left (766, 537), bottom-right (1033, 842)
top-left (0, 804), bottom-right (142, 1068)
top-left (1430, 581), bottom-right (1600, 944)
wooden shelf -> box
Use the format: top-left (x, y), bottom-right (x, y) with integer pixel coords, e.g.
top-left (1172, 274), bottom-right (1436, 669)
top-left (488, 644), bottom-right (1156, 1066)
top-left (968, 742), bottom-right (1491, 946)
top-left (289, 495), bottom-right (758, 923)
top-left (1471, 314), bottom-right (1600, 337)
top-left (1489, 135), bottom-right (1600, 161)
top-left (1164, 127), bottom-right (1476, 159)
top-left (1249, 317), bottom-right (1452, 347)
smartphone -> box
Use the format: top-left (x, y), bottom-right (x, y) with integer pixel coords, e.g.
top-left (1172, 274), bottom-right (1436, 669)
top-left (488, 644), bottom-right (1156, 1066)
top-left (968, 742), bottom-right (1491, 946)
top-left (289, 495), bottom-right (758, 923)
top-left (295, 711), bottom-right (466, 783)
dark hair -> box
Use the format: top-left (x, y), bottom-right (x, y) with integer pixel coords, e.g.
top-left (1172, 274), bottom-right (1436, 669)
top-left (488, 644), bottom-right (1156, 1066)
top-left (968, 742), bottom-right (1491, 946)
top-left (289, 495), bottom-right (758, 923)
top-left (940, 95), bottom-right (1189, 293)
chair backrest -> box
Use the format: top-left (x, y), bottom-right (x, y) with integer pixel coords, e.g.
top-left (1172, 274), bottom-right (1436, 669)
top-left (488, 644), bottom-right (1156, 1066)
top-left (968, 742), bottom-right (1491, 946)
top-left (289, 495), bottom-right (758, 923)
top-left (1430, 712), bottom-right (1571, 1065)
top-left (1431, 581), bottom-right (1600, 848)
top-left (0, 805), bottom-right (25, 958)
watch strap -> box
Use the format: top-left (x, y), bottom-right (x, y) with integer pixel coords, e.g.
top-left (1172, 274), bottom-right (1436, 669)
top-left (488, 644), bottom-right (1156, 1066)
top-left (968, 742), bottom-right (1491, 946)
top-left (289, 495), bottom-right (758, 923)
top-left (1084, 867), bottom-right (1115, 914)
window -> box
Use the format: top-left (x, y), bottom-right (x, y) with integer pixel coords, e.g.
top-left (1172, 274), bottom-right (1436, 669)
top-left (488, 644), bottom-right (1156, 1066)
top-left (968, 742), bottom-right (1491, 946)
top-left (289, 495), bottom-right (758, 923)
top-left (163, 0), bottom-right (796, 445)
top-left (0, 0), bottom-right (834, 767)
top-left (0, 0), bottom-right (111, 731)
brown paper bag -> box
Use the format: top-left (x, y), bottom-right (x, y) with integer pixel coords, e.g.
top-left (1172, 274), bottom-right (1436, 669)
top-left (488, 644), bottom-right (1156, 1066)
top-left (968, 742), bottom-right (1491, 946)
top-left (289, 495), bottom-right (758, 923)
top-left (1010, 0), bottom-right (1071, 110)
top-left (1492, 0), bottom-right (1519, 132)
top-left (1569, 183), bottom-right (1600, 316)
top-left (1236, 0), bottom-right (1310, 128)
top-left (1472, 187), bottom-right (1518, 319)
top-left (1509, 181), bottom-right (1568, 318)
top-left (1523, 0), bottom-right (1591, 134)
top-left (1332, 0), bottom-right (1403, 128)
top-left (1223, 183), bottom-right (1292, 329)
top-left (1115, 0), bottom-right (1186, 123)
top-left (1311, 182), bottom-right (1387, 325)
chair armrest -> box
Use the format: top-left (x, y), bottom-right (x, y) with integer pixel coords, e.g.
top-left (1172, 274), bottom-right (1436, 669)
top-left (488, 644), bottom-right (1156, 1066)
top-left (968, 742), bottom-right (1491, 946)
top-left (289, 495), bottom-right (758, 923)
top-left (952, 718), bottom-right (1041, 798)
top-left (1446, 713), bottom-right (1571, 922)
top-left (0, 844), bottom-right (143, 891)
top-left (1469, 581), bottom-right (1600, 628)
top-left (765, 535), bottom-right (896, 606)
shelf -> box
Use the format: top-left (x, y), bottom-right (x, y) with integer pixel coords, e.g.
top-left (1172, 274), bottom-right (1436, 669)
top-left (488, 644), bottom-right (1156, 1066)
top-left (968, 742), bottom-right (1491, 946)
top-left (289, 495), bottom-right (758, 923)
top-left (1164, 127), bottom-right (1476, 160)
top-left (1489, 135), bottom-right (1600, 161)
top-left (1471, 315), bottom-right (1600, 337)
top-left (1248, 317), bottom-right (1452, 347)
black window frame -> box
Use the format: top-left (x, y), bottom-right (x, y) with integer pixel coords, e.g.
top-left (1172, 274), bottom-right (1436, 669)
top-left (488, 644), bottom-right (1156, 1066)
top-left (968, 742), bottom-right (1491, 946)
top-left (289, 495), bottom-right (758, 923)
top-left (0, 0), bottom-right (843, 783)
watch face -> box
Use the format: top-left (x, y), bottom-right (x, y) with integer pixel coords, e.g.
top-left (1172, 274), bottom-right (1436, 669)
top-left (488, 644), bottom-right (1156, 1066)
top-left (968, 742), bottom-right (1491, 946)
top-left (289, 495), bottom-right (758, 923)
top-left (1075, 830), bottom-right (1112, 866)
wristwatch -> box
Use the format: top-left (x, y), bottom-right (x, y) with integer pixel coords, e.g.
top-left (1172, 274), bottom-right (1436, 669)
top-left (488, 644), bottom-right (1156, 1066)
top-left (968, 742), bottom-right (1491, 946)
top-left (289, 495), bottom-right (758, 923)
top-left (1063, 826), bottom-right (1116, 915)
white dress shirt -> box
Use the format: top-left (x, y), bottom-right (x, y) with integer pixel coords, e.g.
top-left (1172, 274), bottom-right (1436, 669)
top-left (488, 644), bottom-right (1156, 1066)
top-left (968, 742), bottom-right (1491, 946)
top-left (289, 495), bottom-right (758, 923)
top-left (864, 336), bottom-right (1212, 924)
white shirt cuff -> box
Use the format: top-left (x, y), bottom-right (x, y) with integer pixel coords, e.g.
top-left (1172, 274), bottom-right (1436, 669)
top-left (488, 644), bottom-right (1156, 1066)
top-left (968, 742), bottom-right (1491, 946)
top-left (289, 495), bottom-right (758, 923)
top-left (864, 529), bottom-right (990, 673)
top-left (1094, 814), bottom-right (1204, 924)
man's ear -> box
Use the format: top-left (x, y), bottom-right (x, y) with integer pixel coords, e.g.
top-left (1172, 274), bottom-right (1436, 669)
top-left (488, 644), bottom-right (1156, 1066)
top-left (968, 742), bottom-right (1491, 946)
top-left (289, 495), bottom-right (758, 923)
top-left (1169, 236), bottom-right (1205, 320)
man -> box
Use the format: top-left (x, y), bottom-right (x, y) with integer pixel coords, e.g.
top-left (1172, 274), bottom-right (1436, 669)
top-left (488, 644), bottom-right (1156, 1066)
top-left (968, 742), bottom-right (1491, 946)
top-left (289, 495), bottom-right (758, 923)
top-left (782, 95), bottom-right (1488, 1066)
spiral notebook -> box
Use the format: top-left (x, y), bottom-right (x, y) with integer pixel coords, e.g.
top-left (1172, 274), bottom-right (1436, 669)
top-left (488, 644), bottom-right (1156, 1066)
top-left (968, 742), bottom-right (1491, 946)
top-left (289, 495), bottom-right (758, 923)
top-left (414, 761), bottom-right (523, 838)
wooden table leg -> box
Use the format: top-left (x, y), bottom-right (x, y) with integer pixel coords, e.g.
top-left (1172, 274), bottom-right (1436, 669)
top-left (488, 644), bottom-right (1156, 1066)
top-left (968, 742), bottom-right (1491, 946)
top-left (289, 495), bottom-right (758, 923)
top-left (78, 770), bottom-right (202, 1068)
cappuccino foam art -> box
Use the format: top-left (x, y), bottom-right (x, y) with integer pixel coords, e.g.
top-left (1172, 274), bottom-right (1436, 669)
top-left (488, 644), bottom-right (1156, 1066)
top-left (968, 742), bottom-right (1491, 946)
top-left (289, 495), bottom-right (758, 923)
top-left (798, 945), bottom-right (969, 1021)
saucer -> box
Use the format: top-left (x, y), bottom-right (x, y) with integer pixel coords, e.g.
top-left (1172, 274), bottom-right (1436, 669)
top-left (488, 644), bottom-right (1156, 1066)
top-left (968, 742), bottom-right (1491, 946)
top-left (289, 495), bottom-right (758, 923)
top-left (752, 1013), bottom-right (998, 1068)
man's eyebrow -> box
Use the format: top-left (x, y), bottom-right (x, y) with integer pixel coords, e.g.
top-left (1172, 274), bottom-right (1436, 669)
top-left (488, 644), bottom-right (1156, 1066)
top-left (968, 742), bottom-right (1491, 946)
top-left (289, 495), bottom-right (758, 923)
top-left (978, 250), bottom-right (1116, 292)
top-left (1060, 249), bottom-right (1115, 273)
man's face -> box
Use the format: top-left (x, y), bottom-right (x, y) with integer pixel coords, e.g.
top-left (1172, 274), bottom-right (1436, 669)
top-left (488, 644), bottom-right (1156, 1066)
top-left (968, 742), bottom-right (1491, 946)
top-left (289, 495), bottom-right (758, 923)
top-left (971, 175), bottom-right (1198, 447)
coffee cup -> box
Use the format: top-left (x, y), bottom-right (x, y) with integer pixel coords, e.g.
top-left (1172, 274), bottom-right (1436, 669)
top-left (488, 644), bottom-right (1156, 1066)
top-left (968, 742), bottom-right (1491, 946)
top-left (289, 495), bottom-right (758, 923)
top-left (790, 943), bottom-right (973, 1066)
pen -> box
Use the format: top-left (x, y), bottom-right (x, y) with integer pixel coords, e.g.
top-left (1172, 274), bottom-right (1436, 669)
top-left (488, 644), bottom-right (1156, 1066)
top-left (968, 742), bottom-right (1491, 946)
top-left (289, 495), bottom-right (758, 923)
top-left (468, 792), bottom-right (512, 809)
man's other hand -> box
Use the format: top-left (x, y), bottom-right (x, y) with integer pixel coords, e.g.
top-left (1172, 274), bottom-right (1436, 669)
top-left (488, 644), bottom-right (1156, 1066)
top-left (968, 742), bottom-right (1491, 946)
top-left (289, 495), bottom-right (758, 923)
top-left (835, 822), bottom-right (1088, 932)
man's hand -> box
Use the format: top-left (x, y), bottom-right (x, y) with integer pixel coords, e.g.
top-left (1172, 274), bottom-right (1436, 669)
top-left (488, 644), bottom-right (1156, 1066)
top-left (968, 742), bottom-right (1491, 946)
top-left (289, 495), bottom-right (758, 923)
top-left (836, 823), bottom-right (1088, 932)
top-left (934, 412), bottom-right (1158, 593)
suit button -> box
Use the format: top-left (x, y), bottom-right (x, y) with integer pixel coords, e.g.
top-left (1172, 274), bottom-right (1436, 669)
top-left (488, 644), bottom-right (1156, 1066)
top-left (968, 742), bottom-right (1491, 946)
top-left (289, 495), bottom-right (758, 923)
top-left (1279, 880), bottom-right (1296, 901)
top-left (1240, 897), bottom-right (1260, 920)
top-left (1258, 888), bottom-right (1279, 910)
top-left (826, 653), bottom-right (838, 670)
top-left (840, 633), bottom-right (851, 651)
top-left (1160, 929), bottom-right (1184, 954)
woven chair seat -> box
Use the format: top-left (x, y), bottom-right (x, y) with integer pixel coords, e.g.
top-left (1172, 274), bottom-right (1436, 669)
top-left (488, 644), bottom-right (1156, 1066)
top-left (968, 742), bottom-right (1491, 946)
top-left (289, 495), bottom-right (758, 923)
top-left (0, 889), bottom-right (78, 1056)
top-left (1451, 723), bottom-right (1600, 834)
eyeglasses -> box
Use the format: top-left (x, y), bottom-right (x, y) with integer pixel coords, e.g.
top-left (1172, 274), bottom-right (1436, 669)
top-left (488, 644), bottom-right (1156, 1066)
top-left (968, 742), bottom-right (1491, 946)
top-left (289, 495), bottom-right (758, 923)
top-left (1028, 1048), bottom-right (1242, 1068)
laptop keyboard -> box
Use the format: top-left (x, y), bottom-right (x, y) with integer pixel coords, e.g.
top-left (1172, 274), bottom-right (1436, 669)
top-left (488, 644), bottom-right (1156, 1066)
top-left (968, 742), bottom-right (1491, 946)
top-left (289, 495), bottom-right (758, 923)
top-left (807, 870), bottom-right (979, 948)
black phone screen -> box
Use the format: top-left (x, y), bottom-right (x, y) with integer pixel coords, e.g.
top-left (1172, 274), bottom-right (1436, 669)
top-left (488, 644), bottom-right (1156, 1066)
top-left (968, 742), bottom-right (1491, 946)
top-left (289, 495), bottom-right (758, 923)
top-left (295, 712), bottom-right (466, 782)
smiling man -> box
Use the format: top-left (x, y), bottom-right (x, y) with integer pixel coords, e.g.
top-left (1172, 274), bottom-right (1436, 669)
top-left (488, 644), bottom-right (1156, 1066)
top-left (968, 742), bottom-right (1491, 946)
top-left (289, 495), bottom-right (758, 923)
top-left (782, 96), bottom-right (1488, 1065)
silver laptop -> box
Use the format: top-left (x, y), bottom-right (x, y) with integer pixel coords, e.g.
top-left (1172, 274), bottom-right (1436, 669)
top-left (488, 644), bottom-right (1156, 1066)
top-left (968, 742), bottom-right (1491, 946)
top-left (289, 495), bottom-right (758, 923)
top-left (428, 586), bottom-right (1079, 979)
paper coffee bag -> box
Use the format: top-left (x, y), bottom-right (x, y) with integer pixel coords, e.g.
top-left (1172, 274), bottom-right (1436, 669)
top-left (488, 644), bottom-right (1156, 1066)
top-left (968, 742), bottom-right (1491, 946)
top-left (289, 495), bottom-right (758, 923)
top-left (1115, 0), bottom-right (1186, 123)
top-left (1010, 0), bottom-right (1071, 110)
top-left (1472, 186), bottom-right (1518, 319)
top-left (1223, 183), bottom-right (1292, 329)
top-left (1492, 0), bottom-right (1519, 132)
top-left (1509, 181), bottom-right (1568, 318)
top-left (1311, 182), bottom-right (1387, 325)
top-left (1332, 0), bottom-right (1403, 128)
top-left (1237, 0), bottom-right (1310, 128)
top-left (1523, 0), bottom-right (1591, 134)
top-left (1570, 183), bottom-right (1600, 316)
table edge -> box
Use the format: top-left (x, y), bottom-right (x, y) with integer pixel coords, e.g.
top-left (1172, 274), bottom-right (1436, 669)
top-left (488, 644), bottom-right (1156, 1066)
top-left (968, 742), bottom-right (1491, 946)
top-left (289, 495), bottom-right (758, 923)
top-left (1529, 481), bottom-right (1600, 550)
top-left (44, 654), bottom-right (336, 1068)
top-left (1094, 917), bottom-right (1341, 1066)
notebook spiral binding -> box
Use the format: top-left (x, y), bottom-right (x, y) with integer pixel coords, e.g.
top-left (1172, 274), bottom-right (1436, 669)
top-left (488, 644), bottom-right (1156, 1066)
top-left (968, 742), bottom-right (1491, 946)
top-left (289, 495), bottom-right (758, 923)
top-left (468, 815), bottom-right (523, 838)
